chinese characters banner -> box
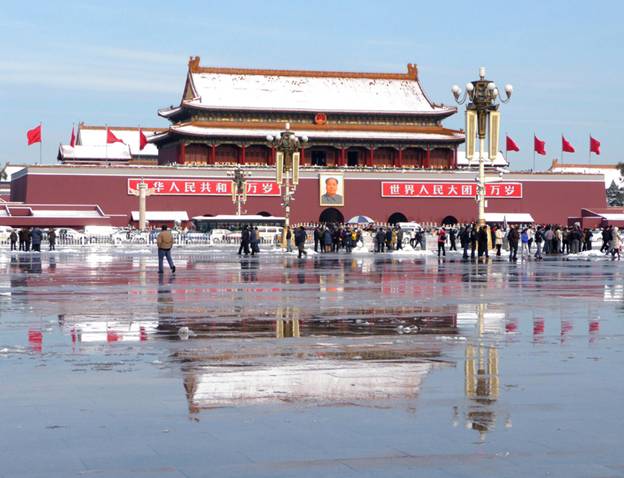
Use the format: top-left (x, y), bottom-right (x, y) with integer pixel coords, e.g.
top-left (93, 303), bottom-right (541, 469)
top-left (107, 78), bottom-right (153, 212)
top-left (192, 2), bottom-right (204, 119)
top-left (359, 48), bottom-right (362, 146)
top-left (128, 178), bottom-right (281, 196)
top-left (381, 182), bottom-right (523, 198)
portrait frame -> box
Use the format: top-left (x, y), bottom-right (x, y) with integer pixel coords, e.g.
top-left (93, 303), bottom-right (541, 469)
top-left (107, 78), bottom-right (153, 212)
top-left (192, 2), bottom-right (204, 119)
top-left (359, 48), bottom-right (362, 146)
top-left (319, 173), bottom-right (345, 207)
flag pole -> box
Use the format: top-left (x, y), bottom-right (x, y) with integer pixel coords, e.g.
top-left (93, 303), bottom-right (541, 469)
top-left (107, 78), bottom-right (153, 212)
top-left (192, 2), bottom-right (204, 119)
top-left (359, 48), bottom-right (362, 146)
top-left (588, 133), bottom-right (591, 164)
top-left (561, 134), bottom-right (563, 165)
top-left (39, 122), bottom-right (42, 165)
top-left (505, 131), bottom-right (508, 165)
top-left (532, 132), bottom-right (536, 172)
top-left (105, 124), bottom-right (108, 162)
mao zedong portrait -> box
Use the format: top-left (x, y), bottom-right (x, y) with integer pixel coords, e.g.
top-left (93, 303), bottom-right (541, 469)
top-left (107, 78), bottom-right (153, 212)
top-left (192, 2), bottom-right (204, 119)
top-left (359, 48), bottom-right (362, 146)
top-left (321, 177), bottom-right (343, 205)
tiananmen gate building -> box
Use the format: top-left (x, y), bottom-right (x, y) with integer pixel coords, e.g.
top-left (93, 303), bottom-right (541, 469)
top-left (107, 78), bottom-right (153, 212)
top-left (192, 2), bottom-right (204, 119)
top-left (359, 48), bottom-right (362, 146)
top-left (2, 57), bottom-right (608, 228)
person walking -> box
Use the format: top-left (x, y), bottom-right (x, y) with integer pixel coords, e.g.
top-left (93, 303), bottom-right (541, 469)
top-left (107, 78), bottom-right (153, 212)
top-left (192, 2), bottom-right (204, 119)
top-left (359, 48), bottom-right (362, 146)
top-left (313, 226), bottom-right (320, 252)
top-left (437, 227), bottom-right (447, 257)
top-left (469, 224), bottom-right (477, 259)
top-left (9, 229), bottom-right (17, 251)
top-left (323, 227), bottom-right (333, 253)
top-left (285, 226), bottom-right (293, 253)
top-left (294, 226), bottom-right (308, 259)
top-left (250, 227), bottom-right (259, 256)
top-left (48, 228), bottom-right (57, 251)
top-left (534, 225), bottom-right (543, 260)
top-left (238, 225), bottom-right (251, 256)
top-left (611, 226), bottom-right (621, 260)
top-left (508, 225), bottom-right (519, 261)
top-left (30, 227), bottom-right (43, 252)
top-left (520, 228), bottom-right (530, 258)
top-left (477, 225), bottom-right (489, 258)
top-left (157, 225), bottom-right (176, 274)
top-left (375, 227), bottom-right (385, 253)
top-left (396, 226), bottom-right (403, 250)
top-left (449, 226), bottom-right (457, 251)
top-left (495, 226), bottom-right (504, 256)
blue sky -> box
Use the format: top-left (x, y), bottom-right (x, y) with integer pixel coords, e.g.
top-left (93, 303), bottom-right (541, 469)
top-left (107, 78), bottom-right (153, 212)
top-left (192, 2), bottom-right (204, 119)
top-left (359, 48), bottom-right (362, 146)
top-left (2, 0), bottom-right (623, 170)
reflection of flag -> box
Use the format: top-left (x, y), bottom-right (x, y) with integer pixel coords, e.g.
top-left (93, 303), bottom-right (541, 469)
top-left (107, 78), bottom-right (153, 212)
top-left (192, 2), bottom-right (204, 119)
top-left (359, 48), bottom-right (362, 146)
top-left (27, 124), bottom-right (42, 145)
top-left (505, 135), bottom-right (519, 152)
top-left (106, 128), bottom-right (124, 144)
top-left (534, 135), bottom-right (546, 155)
top-left (562, 136), bottom-right (575, 153)
top-left (590, 136), bottom-right (601, 155)
top-left (139, 128), bottom-right (148, 150)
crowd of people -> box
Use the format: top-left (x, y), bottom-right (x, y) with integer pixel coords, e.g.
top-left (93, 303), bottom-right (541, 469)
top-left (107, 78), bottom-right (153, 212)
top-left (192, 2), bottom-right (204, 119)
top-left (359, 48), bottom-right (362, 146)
top-left (5, 222), bottom-right (623, 263)
top-left (436, 223), bottom-right (621, 261)
top-left (6, 227), bottom-right (56, 252)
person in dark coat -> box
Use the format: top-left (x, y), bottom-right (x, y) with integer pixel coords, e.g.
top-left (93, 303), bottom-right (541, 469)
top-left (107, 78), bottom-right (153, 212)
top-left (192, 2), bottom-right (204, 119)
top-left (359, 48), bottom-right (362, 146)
top-left (250, 227), bottom-right (259, 256)
top-left (477, 225), bottom-right (489, 258)
top-left (469, 224), bottom-right (478, 259)
top-left (375, 228), bottom-right (385, 253)
top-left (449, 227), bottom-right (457, 251)
top-left (294, 226), bottom-right (307, 258)
top-left (30, 227), bottom-right (43, 252)
top-left (507, 225), bottom-right (519, 261)
top-left (48, 229), bottom-right (57, 251)
top-left (9, 230), bottom-right (18, 251)
top-left (237, 225), bottom-right (250, 256)
top-left (460, 226), bottom-right (470, 258)
top-left (313, 226), bottom-right (320, 252)
top-left (18, 228), bottom-right (28, 251)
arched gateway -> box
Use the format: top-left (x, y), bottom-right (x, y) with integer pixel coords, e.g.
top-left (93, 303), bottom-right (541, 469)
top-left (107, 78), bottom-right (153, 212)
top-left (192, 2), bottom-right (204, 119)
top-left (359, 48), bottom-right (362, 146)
top-left (388, 212), bottom-right (408, 224)
top-left (319, 208), bottom-right (344, 224)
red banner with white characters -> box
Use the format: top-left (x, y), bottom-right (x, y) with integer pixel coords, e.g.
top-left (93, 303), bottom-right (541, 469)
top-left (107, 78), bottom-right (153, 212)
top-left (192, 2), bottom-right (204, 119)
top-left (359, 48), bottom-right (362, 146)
top-left (128, 178), bottom-right (281, 196)
top-left (381, 182), bottom-right (522, 198)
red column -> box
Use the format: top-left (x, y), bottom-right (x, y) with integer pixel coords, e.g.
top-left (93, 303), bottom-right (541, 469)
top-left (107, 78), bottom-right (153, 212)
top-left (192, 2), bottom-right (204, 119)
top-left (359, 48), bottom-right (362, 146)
top-left (270, 146), bottom-right (276, 166)
top-left (396, 148), bottom-right (403, 168)
top-left (178, 143), bottom-right (186, 165)
top-left (210, 144), bottom-right (216, 165)
top-left (240, 144), bottom-right (246, 164)
top-left (340, 147), bottom-right (346, 166)
top-left (425, 144), bottom-right (431, 169)
top-left (368, 147), bottom-right (374, 167)
top-left (300, 147), bottom-right (305, 165)
top-left (452, 147), bottom-right (457, 169)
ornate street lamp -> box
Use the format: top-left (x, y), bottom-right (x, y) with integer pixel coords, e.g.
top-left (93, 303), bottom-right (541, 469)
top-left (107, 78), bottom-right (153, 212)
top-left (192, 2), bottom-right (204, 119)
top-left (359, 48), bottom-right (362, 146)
top-left (452, 67), bottom-right (512, 225)
top-left (227, 167), bottom-right (250, 216)
top-left (267, 123), bottom-right (308, 247)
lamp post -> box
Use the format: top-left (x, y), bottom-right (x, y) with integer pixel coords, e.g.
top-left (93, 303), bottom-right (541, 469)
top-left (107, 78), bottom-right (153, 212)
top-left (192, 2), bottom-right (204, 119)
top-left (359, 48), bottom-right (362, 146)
top-left (452, 67), bottom-right (512, 225)
top-left (267, 123), bottom-right (308, 247)
top-left (227, 167), bottom-right (250, 216)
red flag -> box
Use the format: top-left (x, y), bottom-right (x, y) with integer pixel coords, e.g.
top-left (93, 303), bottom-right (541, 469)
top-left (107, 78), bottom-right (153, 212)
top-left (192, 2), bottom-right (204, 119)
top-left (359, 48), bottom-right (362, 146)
top-left (590, 136), bottom-right (601, 155)
top-left (562, 136), bottom-right (575, 153)
top-left (106, 128), bottom-right (124, 144)
top-left (69, 127), bottom-right (76, 147)
top-left (506, 135), bottom-right (520, 152)
top-left (139, 128), bottom-right (148, 151)
top-left (534, 135), bottom-right (546, 155)
top-left (27, 124), bottom-right (42, 145)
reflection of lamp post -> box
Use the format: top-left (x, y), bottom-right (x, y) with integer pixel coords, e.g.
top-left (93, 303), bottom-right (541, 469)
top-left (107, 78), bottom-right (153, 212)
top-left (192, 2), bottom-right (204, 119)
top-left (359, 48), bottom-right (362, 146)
top-left (129, 178), bottom-right (155, 231)
top-left (267, 123), bottom-right (308, 247)
top-left (227, 167), bottom-right (250, 216)
top-left (452, 68), bottom-right (512, 225)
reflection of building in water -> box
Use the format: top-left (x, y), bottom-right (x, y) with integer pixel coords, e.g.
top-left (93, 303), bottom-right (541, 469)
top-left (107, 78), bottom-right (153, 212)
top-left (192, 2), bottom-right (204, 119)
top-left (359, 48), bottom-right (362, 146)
top-left (59, 315), bottom-right (159, 343)
top-left (183, 360), bottom-right (433, 413)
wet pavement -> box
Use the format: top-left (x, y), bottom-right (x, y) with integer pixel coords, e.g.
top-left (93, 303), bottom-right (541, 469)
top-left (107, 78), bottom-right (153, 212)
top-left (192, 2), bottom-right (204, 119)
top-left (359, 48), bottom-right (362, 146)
top-left (1, 246), bottom-right (623, 477)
